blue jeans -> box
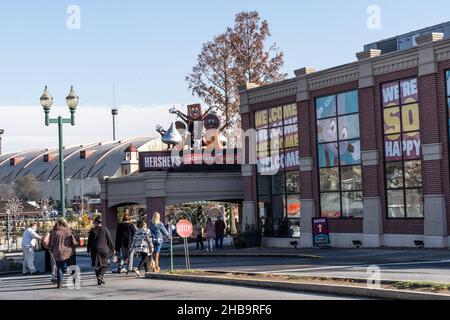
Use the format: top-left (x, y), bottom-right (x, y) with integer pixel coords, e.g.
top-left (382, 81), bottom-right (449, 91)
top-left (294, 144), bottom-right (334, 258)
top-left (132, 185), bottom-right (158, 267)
top-left (215, 235), bottom-right (224, 249)
top-left (56, 260), bottom-right (66, 285)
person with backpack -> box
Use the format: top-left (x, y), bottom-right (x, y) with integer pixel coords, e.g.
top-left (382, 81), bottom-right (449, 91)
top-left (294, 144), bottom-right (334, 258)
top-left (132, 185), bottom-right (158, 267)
top-left (131, 220), bottom-right (154, 277)
top-left (114, 213), bottom-right (136, 274)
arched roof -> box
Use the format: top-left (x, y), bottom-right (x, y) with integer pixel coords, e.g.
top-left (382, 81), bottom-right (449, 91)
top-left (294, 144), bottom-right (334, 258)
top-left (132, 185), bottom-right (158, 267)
top-left (0, 137), bottom-right (163, 183)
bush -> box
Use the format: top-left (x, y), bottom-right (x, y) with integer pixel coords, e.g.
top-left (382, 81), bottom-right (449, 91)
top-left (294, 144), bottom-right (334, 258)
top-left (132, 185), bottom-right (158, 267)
top-left (233, 225), bottom-right (261, 249)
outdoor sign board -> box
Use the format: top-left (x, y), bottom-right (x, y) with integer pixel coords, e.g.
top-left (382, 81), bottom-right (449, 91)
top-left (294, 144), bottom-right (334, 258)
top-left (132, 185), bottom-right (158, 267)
top-left (312, 217), bottom-right (330, 246)
top-left (176, 219), bottom-right (193, 238)
top-left (139, 149), bottom-right (241, 172)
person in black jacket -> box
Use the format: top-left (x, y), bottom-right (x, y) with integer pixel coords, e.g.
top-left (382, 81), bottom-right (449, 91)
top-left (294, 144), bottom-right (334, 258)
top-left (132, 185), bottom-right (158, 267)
top-left (114, 213), bottom-right (136, 274)
top-left (87, 216), bottom-right (114, 286)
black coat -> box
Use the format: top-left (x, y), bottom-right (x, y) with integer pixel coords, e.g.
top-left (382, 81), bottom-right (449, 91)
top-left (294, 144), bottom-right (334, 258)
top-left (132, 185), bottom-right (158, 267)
top-left (115, 222), bottom-right (136, 251)
top-left (87, 225), bottom-right (114, 268)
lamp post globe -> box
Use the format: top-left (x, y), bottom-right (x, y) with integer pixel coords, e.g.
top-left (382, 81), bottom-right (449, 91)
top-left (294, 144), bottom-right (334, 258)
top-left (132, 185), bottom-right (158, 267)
top-left (66, 86), bottom-right (79, 111)
top-left (40, 86), bottom-right (53, 111)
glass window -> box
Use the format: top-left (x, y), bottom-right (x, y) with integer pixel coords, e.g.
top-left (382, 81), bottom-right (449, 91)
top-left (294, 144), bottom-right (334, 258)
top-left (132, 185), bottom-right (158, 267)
top-left (383, 78), bottom-right (423, 219)
top-left (341, 166), bottom-right (362, 191)
top-left (339, 139), bottom-right (361, 166)
top-left (316, 90), bottom-right (362, 219)
top-left (317, 118), bottom-right (338, 143)
top-left (338, 114), bottom-right (360, 140)
top-left (321, 193), bottom-right (341, 219)
top-left (316, 95), bottom-right (336, 119)
top-left (318, 143), bottom-right (339, 168)
top-left (387, 190), bottom-right (405, 218)
top-left (320, 168), bottom-right (340, 191)
top-left (386, 162), bottom-right (403, 189)
top-left (271, 173), bottom-right (285, 195)
top-left (286, 194), bottom-right (301, 218)
top-left (255, 104), bottom-right (301, 238)
top-left (337, 91), bottom-right (359, 115)
top-left (285, 171), bottom-right (300, 193)
top-left (342, 191), bottom-right (363, 218)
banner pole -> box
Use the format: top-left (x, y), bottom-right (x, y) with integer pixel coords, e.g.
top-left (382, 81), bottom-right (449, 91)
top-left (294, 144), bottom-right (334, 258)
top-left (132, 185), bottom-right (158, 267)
top-left (170, 220), bottom-right (173, 272)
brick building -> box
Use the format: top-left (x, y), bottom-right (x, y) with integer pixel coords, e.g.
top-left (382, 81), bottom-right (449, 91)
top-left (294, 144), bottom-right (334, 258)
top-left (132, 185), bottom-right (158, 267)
top-left (239, 29), bottom-right (450, 248)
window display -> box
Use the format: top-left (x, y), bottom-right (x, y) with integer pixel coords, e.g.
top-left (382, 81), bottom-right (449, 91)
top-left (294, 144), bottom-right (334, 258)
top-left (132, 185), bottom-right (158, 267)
top-left (383, 78), bottom-right (423, 218)
top-left (255, 103), bottom-right (301, 238)
top-left (316, 90), bottom-right (362, 218)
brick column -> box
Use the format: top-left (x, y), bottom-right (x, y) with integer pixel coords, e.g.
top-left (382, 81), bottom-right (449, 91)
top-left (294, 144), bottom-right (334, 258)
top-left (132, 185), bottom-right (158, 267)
top-left (416, 34), bottom-right (447, 248)
top-left (100, 178), bottom-right (119, 240)
top-left (146, 197), bottom-right (166, 225)
top-left (145, 171), bottom-right (168, 225)
top-left (357, 49), bottom-right (384, 248)
top-left (239, 84), bottom-right (259, 230)
top-left (295, 67), bottom-right (316, 248)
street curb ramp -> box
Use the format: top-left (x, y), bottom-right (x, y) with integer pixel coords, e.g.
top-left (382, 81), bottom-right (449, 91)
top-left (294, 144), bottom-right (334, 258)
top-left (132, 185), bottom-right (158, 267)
top-left (145, 273), bottom-right (450, 300)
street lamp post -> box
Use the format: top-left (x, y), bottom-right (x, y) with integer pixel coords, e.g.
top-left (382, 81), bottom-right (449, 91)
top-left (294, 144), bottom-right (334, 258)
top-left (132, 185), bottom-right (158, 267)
top-left (40, 86), bottom-right (79, 218)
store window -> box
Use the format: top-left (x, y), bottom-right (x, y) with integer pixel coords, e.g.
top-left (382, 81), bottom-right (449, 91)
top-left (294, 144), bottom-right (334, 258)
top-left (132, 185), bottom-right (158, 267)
top-left (316, 90), bottom-right (363, 219)
top-left (382, 78), bottom-right (423, 218)
top-left (255, 103), bottom-right (300, 238)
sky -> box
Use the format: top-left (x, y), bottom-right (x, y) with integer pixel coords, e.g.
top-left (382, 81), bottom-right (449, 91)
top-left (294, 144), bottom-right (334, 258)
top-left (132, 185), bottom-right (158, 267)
top-left (0, 0), bottom-right (449, 153)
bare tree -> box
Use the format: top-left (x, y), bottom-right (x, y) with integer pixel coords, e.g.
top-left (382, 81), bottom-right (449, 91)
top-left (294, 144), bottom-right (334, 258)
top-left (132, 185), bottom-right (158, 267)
top-left (186, 11), bottom-right (287, 129)
top-left (14, 175), bottom-right (41, 201)
top-left (186, 32), bottom-right (237, 126)
top-left (229, 11), bottom-right (286, 85)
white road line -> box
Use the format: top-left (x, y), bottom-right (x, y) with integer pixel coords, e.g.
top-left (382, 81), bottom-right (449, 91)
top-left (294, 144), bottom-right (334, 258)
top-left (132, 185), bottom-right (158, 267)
top-left (266, 259), bottom-right (450, 274)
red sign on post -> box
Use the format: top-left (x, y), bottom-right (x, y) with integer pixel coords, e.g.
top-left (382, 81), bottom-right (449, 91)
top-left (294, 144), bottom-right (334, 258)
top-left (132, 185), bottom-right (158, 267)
top-left (176, 219), bottom-right (193, 238)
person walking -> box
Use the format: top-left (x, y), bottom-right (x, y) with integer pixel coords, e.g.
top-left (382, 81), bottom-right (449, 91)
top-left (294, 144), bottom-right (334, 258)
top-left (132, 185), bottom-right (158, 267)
top-left (114, 213), bottom-right (136, 274)
top-left (131, 220), bottom-right (154, 277)
top-left (21, 222), bottom-right (42, 275)
top-left (48, 219), bottom-right (78, 289)
top-left (87, 216), bottom-right (114, 286)
top-left (149, 212), bottom-right (169, 273)
top-left (42, 223), bottom-right (59, 283)
top-left (194, 220), bottom-right (204, 251)
top-left (204, 217), bottom-right (215, 252)
top-left (214, 215), bottom-right (226, 250)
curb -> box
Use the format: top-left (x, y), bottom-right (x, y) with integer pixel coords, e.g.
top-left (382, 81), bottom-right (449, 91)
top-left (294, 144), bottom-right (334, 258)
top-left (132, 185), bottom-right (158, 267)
top-left (144, 273), bottom-right (450, 300)
top-left (159, 253), bottom-right (321, 259)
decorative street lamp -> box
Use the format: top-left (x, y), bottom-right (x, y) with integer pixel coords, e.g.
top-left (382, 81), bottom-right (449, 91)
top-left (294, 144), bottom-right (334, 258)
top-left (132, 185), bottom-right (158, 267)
top-left (40, 86), bottom-right (79, 218)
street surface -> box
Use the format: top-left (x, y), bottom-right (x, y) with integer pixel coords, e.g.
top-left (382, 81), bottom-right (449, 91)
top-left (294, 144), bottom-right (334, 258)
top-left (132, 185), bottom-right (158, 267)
top-left (0, 255), bottom-right (354, 300)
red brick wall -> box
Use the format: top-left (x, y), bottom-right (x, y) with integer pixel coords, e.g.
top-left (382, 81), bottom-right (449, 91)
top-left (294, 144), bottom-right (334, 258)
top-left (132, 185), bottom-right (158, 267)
top-left (359, 86), bottom-right (382, 199)
top-left (437, 60), bottom-right (450, 234)
top-left (298, 100), bottom-right (314, 199)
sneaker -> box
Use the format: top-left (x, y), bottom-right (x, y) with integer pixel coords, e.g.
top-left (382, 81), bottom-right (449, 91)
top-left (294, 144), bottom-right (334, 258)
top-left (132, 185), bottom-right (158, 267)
top-left (30, 271), bottom-right (40, 275)
top-left (134, 268), bottom-right (142, 277)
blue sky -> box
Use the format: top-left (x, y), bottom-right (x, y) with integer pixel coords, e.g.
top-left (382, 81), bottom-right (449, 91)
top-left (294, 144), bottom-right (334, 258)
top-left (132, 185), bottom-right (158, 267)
top-left (1, 0), bottom-right (449, 106)
top-left (0, 1), bottom-right (449, 153)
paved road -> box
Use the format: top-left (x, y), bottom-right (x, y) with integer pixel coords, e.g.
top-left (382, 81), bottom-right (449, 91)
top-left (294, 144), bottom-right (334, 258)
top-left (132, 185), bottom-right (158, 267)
top-left (0, 263), bottom-right (355, 300)
top-left (157, 250), bottom-right (450, 283)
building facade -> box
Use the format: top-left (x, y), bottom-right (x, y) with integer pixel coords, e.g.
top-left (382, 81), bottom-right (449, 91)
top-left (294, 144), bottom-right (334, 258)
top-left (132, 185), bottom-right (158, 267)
top-left (240, 32), bottom-right (450, 248)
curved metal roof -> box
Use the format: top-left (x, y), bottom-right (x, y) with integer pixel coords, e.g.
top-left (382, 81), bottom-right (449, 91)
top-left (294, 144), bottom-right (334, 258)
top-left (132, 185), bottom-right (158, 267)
top-left (0, 137), bottom-right (163, 183)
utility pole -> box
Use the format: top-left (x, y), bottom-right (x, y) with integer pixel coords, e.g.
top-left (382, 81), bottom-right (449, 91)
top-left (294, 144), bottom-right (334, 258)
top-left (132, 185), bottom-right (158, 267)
top-left (111, 85), bottom-right (118, 141)
top-left (0, 129), bottom-right (4, 156)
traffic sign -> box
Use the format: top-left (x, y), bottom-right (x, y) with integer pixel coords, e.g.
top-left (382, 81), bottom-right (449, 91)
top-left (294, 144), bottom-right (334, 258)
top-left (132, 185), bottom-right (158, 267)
top-left (176, 219), bottom-right (193, 238)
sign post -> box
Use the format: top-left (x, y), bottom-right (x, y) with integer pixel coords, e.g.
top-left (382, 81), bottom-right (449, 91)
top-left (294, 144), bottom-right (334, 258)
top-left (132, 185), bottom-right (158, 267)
top-left (169, 219), bottom-right (174, 272)
top-left (176, 219), bottom-right (193, 271)
top-left (312, 217), bottom-right (330, 247)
